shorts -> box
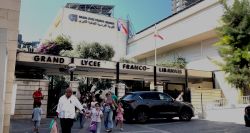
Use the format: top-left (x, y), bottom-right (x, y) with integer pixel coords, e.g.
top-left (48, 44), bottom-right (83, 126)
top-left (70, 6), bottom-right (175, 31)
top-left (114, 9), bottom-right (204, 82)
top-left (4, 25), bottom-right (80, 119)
top-left (33, 120), bottom-right (40, 128)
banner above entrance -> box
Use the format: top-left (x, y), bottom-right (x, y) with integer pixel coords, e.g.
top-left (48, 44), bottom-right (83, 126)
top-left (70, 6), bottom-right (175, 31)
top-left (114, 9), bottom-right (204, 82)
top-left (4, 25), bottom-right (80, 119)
top-left (120, 63), bottom-right (154, 73)
top-left (157, 67), bottom-right (185, 76)
top-left (16, 53), bottom-right (71, 65)
top-left (74, 58), bottom-right (116, 69)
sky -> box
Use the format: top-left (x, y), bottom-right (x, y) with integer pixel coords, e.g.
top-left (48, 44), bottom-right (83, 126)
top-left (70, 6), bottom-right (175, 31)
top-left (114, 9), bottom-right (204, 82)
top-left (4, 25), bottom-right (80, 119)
top-left (19, 0), bottom-right (172, 41)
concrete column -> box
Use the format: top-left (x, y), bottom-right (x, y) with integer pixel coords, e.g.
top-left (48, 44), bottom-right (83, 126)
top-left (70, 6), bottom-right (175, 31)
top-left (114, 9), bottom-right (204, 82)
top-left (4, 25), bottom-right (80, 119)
top-left (0, 1), bottom-right (21, 132)
top-left (0, 40), bottom-right (8, 133)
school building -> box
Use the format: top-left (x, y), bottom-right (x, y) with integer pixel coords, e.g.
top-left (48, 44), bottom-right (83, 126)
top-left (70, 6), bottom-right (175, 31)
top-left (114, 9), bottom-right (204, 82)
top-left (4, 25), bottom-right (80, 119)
top-left (0, 0), bottom-right (242, 132)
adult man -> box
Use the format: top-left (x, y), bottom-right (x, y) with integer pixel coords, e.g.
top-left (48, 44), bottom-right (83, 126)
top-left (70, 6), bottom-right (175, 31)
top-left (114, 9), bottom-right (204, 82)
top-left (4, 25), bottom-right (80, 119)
top-left (33, 88), bottom-right (43, 108)
top-left (56, 88), bottom-right (84, 133)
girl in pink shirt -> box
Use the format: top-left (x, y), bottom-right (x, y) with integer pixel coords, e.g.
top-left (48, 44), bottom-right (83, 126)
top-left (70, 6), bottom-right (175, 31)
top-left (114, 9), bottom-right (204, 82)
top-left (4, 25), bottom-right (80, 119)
top-left (116, 102), bottom-right (124, 131)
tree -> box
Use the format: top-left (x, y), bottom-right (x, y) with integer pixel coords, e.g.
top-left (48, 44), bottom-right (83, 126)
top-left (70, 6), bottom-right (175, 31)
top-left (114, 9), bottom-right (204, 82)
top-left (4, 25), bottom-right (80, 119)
top-left (37, 35), bottom-right (73, 55)
top-left (60, 42), bottom-right (115, 61)
top-left (158, 57), bottom-right (187, 69)
top-left (60, 42), bottom-right (116, 92)
top-left (79, 42), bottom-right (115, 60)
top-left (216, 0), bottom-right (250, 91)
top-left (120, 57), bottom-right (137, 63)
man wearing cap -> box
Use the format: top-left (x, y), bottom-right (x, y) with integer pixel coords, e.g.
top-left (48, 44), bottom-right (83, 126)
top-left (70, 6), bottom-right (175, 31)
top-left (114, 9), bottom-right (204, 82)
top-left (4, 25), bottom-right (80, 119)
top-left (56, 88), bottom-right (84, 133)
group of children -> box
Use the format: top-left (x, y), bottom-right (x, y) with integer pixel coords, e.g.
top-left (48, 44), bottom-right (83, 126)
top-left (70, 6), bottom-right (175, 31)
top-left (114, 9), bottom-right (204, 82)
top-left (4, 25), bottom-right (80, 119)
top-left (31, 91), bottom-right (125, 133)
top-left (79, 94), bottom-right (124, 133)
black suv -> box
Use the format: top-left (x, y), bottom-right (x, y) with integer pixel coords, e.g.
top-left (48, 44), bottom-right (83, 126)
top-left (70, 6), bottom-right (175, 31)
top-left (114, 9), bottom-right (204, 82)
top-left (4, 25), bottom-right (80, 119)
top-left (244, 105), bottom-right (250, 127)
top-left (121, 91), bottom-right (194, 123)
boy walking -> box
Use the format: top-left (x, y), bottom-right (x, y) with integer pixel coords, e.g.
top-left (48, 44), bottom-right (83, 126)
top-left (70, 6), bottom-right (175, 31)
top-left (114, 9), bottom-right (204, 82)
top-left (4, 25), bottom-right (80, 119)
top-left (32, 102), bottom-right (42, 133)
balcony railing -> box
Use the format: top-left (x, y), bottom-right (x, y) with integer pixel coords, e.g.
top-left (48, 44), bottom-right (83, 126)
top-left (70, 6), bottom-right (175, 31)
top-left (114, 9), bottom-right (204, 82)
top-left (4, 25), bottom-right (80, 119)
top-left (207, 95), bottom-right (250, 109)
top-left (239, 95), bottom-right (250, 105)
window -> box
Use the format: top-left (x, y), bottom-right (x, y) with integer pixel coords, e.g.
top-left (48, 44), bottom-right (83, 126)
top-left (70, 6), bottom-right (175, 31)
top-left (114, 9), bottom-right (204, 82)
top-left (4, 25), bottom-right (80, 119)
top-left (140, 93), bottom-right (159, 100)
top-left (159, 93), bottom-right (172, 101)
top-left (122, 94), bottom-right (134, 100)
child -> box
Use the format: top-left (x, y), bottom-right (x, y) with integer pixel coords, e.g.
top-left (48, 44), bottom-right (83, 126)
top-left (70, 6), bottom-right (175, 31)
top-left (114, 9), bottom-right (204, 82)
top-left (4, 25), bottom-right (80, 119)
top-left (79, 97), bottom-right (88, 128)
top-left (90, 97), bottom-right (98, 110)
top-left (116, 102), bottom-right (124, 131)
top-left (32, 102), bottom-right (42, 133)
top-left (89, 103), bottom-right (103, 133)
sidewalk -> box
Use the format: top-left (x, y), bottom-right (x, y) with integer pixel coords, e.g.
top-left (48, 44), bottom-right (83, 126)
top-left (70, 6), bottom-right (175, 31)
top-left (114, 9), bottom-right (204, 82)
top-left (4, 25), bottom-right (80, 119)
top-left (10, 118), bottom-right (141, 133)
top-left (10, 118), bottom-right (95, 133)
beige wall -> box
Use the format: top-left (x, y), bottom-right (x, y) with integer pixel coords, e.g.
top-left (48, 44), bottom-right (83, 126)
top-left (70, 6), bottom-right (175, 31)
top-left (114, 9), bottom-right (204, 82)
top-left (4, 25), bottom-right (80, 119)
top-left (0, 0), bottom-right (21, 132)
top-left (13, 79), bottom-right (49, 119)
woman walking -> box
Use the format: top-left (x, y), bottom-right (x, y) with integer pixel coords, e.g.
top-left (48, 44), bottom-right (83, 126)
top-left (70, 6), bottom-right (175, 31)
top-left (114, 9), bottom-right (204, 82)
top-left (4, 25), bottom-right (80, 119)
top-left (103, 92), bottom-right (116, 132)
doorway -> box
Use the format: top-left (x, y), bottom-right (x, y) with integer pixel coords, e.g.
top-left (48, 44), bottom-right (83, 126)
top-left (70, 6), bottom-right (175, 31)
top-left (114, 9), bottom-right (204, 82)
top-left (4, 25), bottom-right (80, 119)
top-left (165, 83), bottom-right (185, 99)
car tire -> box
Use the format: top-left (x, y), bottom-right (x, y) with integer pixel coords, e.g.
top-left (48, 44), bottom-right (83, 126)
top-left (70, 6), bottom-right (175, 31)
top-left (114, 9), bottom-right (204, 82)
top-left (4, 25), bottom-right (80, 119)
top-left (136, 110), bottom-right (148, 123)
top-left (179, 109), bottom-right (192, 121)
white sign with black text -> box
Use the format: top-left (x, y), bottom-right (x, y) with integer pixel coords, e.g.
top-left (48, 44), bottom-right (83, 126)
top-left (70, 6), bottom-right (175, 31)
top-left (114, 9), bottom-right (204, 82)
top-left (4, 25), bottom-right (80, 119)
top-left (120, 63), bottom-right (154, 72)
top-left (74, 58), bottom-right (116, 69)
top-left (157, 67), bottom-right (185, 75)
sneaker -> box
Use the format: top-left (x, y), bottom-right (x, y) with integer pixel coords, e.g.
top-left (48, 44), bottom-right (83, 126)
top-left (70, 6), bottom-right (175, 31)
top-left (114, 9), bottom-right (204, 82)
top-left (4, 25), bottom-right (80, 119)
top-left (120, 128), bottom-right (124, 131)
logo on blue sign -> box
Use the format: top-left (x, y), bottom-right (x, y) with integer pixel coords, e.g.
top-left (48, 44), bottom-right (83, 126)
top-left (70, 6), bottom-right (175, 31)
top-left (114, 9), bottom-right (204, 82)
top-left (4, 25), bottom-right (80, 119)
top-left (68, 14), bottom-right (78, 22)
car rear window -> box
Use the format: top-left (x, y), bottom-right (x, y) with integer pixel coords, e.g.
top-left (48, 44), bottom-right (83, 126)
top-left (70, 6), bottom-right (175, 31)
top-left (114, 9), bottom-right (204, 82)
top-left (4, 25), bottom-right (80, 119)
top-left (122, 94), bottom-right (135, 100)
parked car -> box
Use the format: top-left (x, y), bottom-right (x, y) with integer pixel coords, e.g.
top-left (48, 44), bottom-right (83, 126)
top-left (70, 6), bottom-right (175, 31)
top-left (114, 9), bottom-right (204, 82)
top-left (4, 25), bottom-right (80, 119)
top-left (120, 91), bottom-right (194, 123)
top-left (244, 105), bottom-right (250, 127)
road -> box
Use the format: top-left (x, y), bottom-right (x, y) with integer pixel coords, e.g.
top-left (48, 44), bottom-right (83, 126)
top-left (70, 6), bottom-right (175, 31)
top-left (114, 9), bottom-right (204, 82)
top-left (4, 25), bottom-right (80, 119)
top-left (10, 118), bottom-right (250, 133)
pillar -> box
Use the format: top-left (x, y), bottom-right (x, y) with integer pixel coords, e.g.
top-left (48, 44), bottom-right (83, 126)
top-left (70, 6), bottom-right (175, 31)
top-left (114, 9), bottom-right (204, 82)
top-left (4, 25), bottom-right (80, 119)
top-left (0, 0), bottom-right (21, 132)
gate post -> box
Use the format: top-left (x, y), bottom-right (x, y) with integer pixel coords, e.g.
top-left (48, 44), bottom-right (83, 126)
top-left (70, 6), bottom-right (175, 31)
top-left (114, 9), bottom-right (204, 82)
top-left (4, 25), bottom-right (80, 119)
top-left (154, 66), bottom-right (157, 91)
top-left (116, 62), bottom-right (120, 95)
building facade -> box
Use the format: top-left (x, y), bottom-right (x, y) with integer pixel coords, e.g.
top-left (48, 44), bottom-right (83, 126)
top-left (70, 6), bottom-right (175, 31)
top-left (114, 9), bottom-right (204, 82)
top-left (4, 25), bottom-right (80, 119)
top-left (127, 0), bottom-right (239, 105)
top-left (172, 0), bottom-right (201, 13)
top-left (44, 4), bottom-right (128, 61)
top-left (0, 0), bottom-right (21, 132)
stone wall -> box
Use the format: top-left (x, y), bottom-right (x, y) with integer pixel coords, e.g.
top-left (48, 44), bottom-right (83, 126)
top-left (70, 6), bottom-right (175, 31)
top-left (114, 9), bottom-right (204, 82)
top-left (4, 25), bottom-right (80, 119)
top-left (0, 0), bottom-right (21, 132)
top-left (191, 88), bottom-right (223, 114)
top-left (12, 79), bottom-right (49, 119)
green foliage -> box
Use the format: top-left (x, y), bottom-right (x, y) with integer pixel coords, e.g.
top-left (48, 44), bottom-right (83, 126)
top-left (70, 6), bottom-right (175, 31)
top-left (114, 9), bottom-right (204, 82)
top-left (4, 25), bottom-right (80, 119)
top-left (158, 57), bottom-right (187, 69)
top-left (60, 42), bottom-right (115, 61)
top-left (94, 79), bottom-right (113, 91)
top-left (60, 42), bottom-right (116, 92)
top-left (54, 35), bottom-right (73, 51)
top-left (52, 76), bottom-right (69, 98)
top-left (38, 35), bottom-right (73, 55)
top-left (79, 42), bottom-right (115, 60)
top-left (78, 79), bottom-right (90, 94)
top-left (119, 57), bottom-right (137, 63)
top-left (216, 0), bottom-right (250, 90)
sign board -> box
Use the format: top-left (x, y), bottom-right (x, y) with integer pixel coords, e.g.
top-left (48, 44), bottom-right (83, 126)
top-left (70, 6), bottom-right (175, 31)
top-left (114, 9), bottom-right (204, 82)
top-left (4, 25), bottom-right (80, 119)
top-left (74, 58), bottom-right (116, 69)
top-left (157, 67), bottom-right (185, 76)
top-left (120, 63), bottom-right (154, 72)
top-left (68, 13), bottom-right (115, 29)
top-left (16, 53), bottom-right (71, 65)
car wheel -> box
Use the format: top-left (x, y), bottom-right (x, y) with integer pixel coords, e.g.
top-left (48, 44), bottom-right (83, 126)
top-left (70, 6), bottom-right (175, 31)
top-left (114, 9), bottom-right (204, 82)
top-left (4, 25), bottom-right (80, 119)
top-left (179, 109), bottom-right (192, 121)
top-left (136, 110), bottom-right (148, 123)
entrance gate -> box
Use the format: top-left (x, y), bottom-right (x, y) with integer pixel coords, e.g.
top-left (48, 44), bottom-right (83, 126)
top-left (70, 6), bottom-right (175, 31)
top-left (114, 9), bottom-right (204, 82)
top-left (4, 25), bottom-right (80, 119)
top-left (15, 52), bottom-right (214, 117)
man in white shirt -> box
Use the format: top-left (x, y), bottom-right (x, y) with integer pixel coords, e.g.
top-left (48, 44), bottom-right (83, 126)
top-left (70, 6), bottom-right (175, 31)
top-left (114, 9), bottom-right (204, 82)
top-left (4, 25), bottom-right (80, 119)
top-left (56, 88), bottom-right (84, 133)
